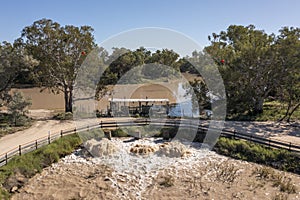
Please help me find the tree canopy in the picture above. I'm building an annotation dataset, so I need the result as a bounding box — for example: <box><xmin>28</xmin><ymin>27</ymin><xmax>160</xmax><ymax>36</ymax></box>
<box><xmin>20</xmin><ymin>18</ymin><xmax>96</xmax><ymax>112</ymax></box>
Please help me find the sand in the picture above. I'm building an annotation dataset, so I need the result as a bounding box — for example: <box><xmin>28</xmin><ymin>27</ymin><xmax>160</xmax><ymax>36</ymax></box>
<box><xmin>11</xmin><ymin>137</ymin><xmax>300</xmax><ymax>200</ymax></box>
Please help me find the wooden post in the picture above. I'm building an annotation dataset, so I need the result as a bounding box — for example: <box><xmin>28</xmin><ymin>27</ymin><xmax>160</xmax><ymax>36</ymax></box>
<box><xmin>60</xmin><ymin>130</ymin><xmax>63</xmax><ymax>137</ymax></box>
<box><xmin>19</xmin><ymin>145</ymin><xmax>22</xmax><ymax>156</ymax></box>
<box><xmin>289</xmin><ymin>142</ymin><xmax>292</xmax><ymax>151</ymax></box>
<box><xmin>87</xmin><ymin>125</ymin><xmax>89</xmax><ymax>131</ymax></box>
<box><xmin>35</xmin><ymin>140</ymin><xmax>38</xmax><ymax>149</ymax></box>
<box><xmin>48</xmin><ymin>131</ymin><xmax>51</xmax><ymax>144</ymax></box>
<box><xmin>74</xmin><ymin>128</ymin><xmax>77</xmax><ymax>133</ymax></box>
<box><xmin>163</xmin><ymin>131</ymin><xmax>170</xmax><ymax>140</ymax></box>
<box><xmin>5</xmin><ymin>153</ymin><xmax>8</xmax><ymax>165</ymax></box>
<box><xmin>105</xmin><ymin>131</ymin><xmax>112</xmax><ymax>140</ymax></box>
<box><xmin>134</xmin><ymin>131</ymin><xmax>141</xmax><ymax>139</ymax></box>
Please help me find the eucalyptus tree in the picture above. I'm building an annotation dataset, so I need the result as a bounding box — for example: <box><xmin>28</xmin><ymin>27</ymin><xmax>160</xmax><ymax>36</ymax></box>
<box><xmin>205</xmin><ymin>25</ymin><xmax>276</xmax><ymax>115</ymax></box>
<box><xmin>0</xmin><ymin>41</ymin><xmax>38</xmax><ymax>105</ymax></box>
<box><xmin>275</xmin><ymin>27</ymin><xmax>300</xmax><ymax>121</ymax></box>
<box><xmin>21</xmin><ymin>18</ymin><xmax>96</xmax><ymax>112</ymax></box>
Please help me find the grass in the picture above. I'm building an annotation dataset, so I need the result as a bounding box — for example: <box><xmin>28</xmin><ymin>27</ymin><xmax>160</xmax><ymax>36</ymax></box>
<box><xmin>227</xmin><ymin>100</ymin><xmax>300</xmax><ymax>121</ymax></box>
<box><xmin>214</xmin><ymin>137</ymin><xmax>300</xmax><ymax>174</ymax></box>
<box><xmin>255</xmin><ymin>166</ymin><xmax>297</xmax><ymax>194</ymax></box>
<box><xmin>0</xmin><ymin>113</ymin><xmax>33</xmax><ymax>138</ymax></box>
<box><xmin>0</xmin><ymin>134</ymin><xmax>81</xmax><ymax>199</ymax></box>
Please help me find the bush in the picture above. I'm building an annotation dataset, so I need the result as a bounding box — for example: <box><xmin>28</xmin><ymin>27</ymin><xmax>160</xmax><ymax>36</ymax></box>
<box><xmin>214</xmin><ymin>137</ymin><xmax>300</xmax><ymax>174</ymax></box>
<box><xmin>0</xmin><ymin>134</ymin><xmax>81</xmax><ymax>196</ymax></box>
<box><xmin>111</xmin><ymin>129</ymin><xmax>128</xmax><ymax>137</ymax></box>
<box><xmin>53</xmin><ymin>112</ymin><xmax>73</xmax><ymax>120</ymax></box>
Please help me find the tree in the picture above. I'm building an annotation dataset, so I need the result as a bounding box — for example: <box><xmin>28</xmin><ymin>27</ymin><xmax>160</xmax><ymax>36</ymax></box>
<box><xmin>205</xmin><ymin>25</ymin><xmax>276</xmax><ymax>115</ymax></box>
<box><xmin>20</xmin><ymin>18</ymin><xmax>96</xmax><ymax>112</ymax></box>
<box><xmin>7</xmin><ymin>91</ymin><xmax>32</xmax><ymax>126</ymax></box>
<box><xmin>275</xmin><ymin>27</ymin><xmax>300</xmax><ymax>122</ymax></box>
<box><xmin>0</xmin><ymin>41</ymin><xmax>38</xmax><ymax>105</ymax></box>
<box><xmin>184</xmin><ymin>79</ymin><xmax>210</xmax><ymax>112</ymax></box>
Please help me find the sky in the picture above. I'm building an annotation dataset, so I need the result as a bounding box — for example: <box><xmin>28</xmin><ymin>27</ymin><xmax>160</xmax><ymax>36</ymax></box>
<box><xmin>1</xmin><ymin>0</ymin><xmax>300</xmax><ymax>49</ymax></box>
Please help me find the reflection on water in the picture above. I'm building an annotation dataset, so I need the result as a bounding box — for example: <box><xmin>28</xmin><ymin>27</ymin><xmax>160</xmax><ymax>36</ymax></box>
<box><xmin>13</xmin><ymin>81</ymin><xmax>201</xmax><ymax>118</ymax></box>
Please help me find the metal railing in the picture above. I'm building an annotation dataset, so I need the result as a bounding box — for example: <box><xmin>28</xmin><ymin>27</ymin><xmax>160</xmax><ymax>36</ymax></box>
<box><xmin>1</xmin><ymin>119</ymin><xmax>299</xmax><ymax>167</ymax></box>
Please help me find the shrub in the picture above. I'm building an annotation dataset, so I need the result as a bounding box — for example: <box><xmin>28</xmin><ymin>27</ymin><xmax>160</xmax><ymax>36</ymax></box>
<box><xmin>214</xmin><ymin>137</ymin><xmax>300</xmax><ymax>174</ymax></box>
<box><xmin>111</xmin><ymin>129</ymin><xmax>128</xmax><ymax>137</ymax></box>
<box><xmin>0</xmin><ymin>134</ymin><xmax>81</xmax><ymax>196</ymax></box>
<box><xmin>53</xmin><ymin>112</ymin><xmax>73</xmax><ymax>120</ymax></box>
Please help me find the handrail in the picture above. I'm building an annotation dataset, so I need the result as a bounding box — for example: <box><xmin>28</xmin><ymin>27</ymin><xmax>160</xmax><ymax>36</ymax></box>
<box><xmin>0</xmin><ymin>119</ymin><xmax>299</xmax><ymax>167</ymax></box>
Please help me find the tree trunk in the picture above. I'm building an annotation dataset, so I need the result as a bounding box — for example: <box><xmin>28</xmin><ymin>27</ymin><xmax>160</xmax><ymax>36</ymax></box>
<box><xmin>287</xmin><ymin>102</ymin><xmax>300</xmax><ymax>122</ymax></box>
<box><xmin>253</xmin><ymin>97</ymin><xmax>264</xmax><ymax>114</ymax></box>
<box><xmin>279</xmin><ymin>99</ymin><xmax>292</xmax><ymax>122</ymax></box>
<box><xmin>64</xmin><ymin>86</ymin><xmax>73</xmax><ymax>113</ymax></box>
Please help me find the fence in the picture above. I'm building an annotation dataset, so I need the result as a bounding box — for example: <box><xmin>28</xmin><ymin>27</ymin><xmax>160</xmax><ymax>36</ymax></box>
<box><xmin>1</xmin><ymin>118</ymin><xmax>300</xmax><ymax>167</ymax></box>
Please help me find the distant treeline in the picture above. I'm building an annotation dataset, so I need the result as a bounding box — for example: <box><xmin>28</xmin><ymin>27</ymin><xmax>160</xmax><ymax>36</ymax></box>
<box><xmin>0</xmin><ymin>19</ymin><xmax>299</xmax><ymax>120</ymax></box>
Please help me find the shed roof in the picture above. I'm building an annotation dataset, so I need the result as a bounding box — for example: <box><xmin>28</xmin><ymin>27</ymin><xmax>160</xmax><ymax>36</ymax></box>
<box><xmin>108</xmin><ymin>98</ymin><xmax>169</xmax><ymax>103</ymax></box>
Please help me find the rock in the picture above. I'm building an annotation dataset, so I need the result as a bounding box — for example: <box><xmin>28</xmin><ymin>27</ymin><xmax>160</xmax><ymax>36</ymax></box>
<box><xmin>11</xmin><ymin>186</ymin><xmax>18</xmax><ymax>192</ymax></box>
<box><xmin>129</xmin><ymin>144</ymin><xmax>158</xmax><ymax>155</ymax></box>
<box><xmin>84</xmin><ymin>138</ymin><xmax>119</xmax><ymax>157</ymax></box>
<box><xmin>156</xmin><ymin>142</ymin><xmax>191</xmax><ymax>158</ymax></box>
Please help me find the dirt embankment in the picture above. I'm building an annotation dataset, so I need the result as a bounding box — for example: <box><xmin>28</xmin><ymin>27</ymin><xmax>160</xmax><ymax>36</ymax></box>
<box><xmin>11</xmin><ymin>138</ymin><xmax>300</xmax><ymax>200</ymax></box>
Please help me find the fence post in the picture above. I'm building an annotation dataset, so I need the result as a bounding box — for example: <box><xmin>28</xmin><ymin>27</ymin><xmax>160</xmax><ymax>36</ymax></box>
<box><xmin>19</xmin><ymin>145</ymin><xmax>21</xmax><ymax>156</ymax></box>
<box><xmin>289</xmin><ymin>142</ymin><xmax>292</xmax><ymax>151</ymax></box>
<box><xmin>35</xmin><ymin>140</ymin><xmax>38</xmax><ymax>149</ymax></box>
<box><xmin>74</xmin><ymin>128</ymin><xmax>77</xmax><ymax>133</ymax></box>
<box><xmin>87</xmin><ymin>125</ymin><xmax>89</xmax><ymax>131</ymax></box>
<box><xmin>48</xmin><ymin>131</ymin><xmax>51</xmax><ymax>144</ymax></box>
<box><xmin>268</xmin><ymin>139</ymin><xmax>271</xmax><ymax>148</ymax></box>
<box><xmin>60</xmin><ymin>130</ymin><xmax>63</xmax><ymax>137</ymax></box>
<box><xmin>5</xmin><ymin>153</ymin><xmax>8</xmax><ymax>165</ymax></box>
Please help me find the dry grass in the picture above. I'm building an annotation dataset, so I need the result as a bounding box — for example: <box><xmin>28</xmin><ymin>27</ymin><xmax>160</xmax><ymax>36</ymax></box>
<box><xmin>255</xmin><ymin>166</ymin><xmax>297</xmax><ymax>194</ymax></box>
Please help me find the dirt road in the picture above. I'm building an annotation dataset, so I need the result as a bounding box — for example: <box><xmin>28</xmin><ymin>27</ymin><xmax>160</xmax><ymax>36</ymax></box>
<box><xmin>0</xmin><ymin>110</ymin><xmax>299</xmax><ymax>157</ymax></box>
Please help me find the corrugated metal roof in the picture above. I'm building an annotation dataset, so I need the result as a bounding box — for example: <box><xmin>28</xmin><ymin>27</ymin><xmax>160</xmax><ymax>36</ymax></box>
<box><xmin>108</xmin><ymin>98</ymin><xmax>169</xmax><ymax>102</ymax></box>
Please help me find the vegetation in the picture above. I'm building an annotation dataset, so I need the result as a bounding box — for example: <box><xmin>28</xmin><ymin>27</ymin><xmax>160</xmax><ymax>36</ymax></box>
<box><xmin>255</xmin><ymin>166</ymin><xmax>297</xmax><ymax>194</ymax></box>
<box><xmin>0</xmin><ymin>134</ymin><xmax>81</xmax><ymax>198</ymax></box>
<box><xmin>20</xmin><ymin>18</ymin><xmax>96</xmax><ymax>112</ymax></box>
<box><xmin>52</xmin><ymin>112</ymin><xmax>73</xmax><ymax>120</ymax></box>
<box><xmin>1</xmin><ymin>19</ymin><xmax>299</xmax><ymax>121</ymax></box>
<box><xmin>203</xmin><ymin>25</ymin><xmax>300</xmax><ymax>121</ymax></box>
<box><xmin>214</xmin><ymin>137</ymin><xmax>300</xmax><ymax>174</ymax></box>
<box><xmin>7</xmin><ymin>91</ymin><xmax>31</xmax><ymax>126</ymax></box>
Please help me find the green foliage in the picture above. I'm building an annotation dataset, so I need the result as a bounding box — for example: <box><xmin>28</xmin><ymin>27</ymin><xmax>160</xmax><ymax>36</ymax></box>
<box><xmin>0</xmin><ymin>187</ymin><xmax>10</xmax><ymax>200</ymax></box>
<box><xmin>21</xmin><ymin>18</ymin><xmax>96</xmax><ymax>112</ymax></box>
<box><xmin>7</xmin><ymin>91</ymin><xmax>31</xmax><ymax>126</ymax></box>
<box><xmin>111</xmin><ymin>128</ymin><xmax>128</xmax><ymax>137</ymax></box>
<box><xmin>226</xmin><ymin>100</ymin><xmax>300</xmax><ymax>121</ymax></box>
<box><xmin>214</xmin><ymin>137</ymin><xmax>300</xmax><ymax>174</ymax></box>
<box><xmin>0</xmin><ymin>41</ymin><xmax>38</xmax><ymax>104</ymax></box>
<box><xmin>79</xmin><ymin>129</ymin><xmax>105</xmax><ymax>141</ymax></box>
<box><xmin>0</xmin><ymin>134</ymin><xmax>81</xmax><ymax>196</ymax></box>
<box><xmin>204</xmin><ymin>25</ymin><xmax>300</xmax><ymax>119</ymax></box>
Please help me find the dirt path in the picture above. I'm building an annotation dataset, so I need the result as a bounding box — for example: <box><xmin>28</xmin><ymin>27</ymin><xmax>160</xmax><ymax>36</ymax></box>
<box><xmin>0</xmin><ymin>120</ymin><xmax>76</xmax><ymax>156</ymax></box>
<box><xmin>1</xmin><ymin>110</ymin><xmax>299</xmax><ymax>157</ymax></box>
<box><xmin>0</xmin><ymin>110</ymin><xmax>130</xmax><ymax>156</ymax></box>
